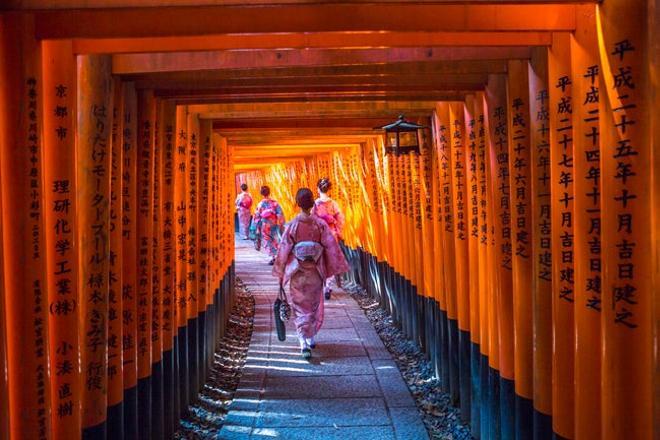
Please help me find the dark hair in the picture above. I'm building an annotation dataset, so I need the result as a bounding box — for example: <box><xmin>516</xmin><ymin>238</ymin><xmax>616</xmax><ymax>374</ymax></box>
<box><xmin>296</xmin><ymin>188</ymin><xmax>315</xmax><ymax>210</ymax></box>
<box><xmin>240</xmin><ymin>183</ymin><xmax>248</xmax><ymax>191</ymax></box>
<box><xmin>260</xmin><ymin>185</ymin><xmax>271</xmax><ymax>197</ymax></box>
<box><xmin>317</xmin><ymin>177</ymin><xmax>331</xmax><ymax>193</ymax></box>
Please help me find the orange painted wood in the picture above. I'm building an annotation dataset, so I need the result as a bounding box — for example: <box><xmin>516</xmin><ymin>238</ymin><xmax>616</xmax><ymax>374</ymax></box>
<box><xmin>485</xmin><ymin>74</ymin><xmax>514</xmax><ymax>380</ymax></box>
<box><xmin>186</xmin><ymin>113</ymin><xmax>200</xmax><ymax>320</ymax></box>
<box><xmin>198</xmin><ymin>119</ymin><xmax>212</xmax><ymax>313</ymax></box>
<box><xmin>151</xmin><ymin>97</ymin><xmax>162</xmax><ymax>364</ymax></box>
<box><xmin>159</xmin><ymin>101</ymin><xmax>176</xmax><ymax>351</ymax></box>
<box><xmin>77</xmin><ymin>53</ymin><xmax>113</xmax><ymax>429</ymax></box>
<box><xmin>528</xmin><ymin>46</ymin><xmax>553</xmax><ymax>418</ymax></box>
<box><xmin>174</xmin><ymin>106</ymin><xmax>188</xmax><ymax>328</ymax></box>
<box><xmin>473</xmin><ymin>93</ymin><xmax>490</xmax><ymax>357</ymax></box>
<box><xmin>449</xmin><ymin>102</ymin><xmax>470</xmax><ymax>333</ymax></box>
<box><xmin>548</xmin><ymin>32</ymin><xmax>575</xmax><ymax>438</ymax></box>
<box><xmin>42</xmin><ymin>39</ymin><xmax>82</xmax><ymax>439</ymax></box>
<box><xmin>506</xmin><ymin>59</ymin><xmax>534</xmax><ymax>400</ymax></box>
<box><xmin>431</xmin><ymin>110</ymin><xmax>448</xmax><ymax>311</ymax></box>
<box><xmin>571</xmin><ymin>6</ymin><xmax>602</xmax><ymax>438</ymax></box>
<box><xmin>419</xmin><ymin>125</ymin><xmax>435</xmax><ymax>301</ymax></box>
<box><xmin>597</xmin><ymin>0</ymin><xmax>653</xmax><ymax>437</ymax></box>
<box><xmin>121</xmin><ymin>81</ymin><xmax>139</xmax><ymax>391</ymax></box>
<box><xmin>0</xmin><ymin>205</ymin><xmax>7</xmax><ymax>440</ymax></box>
<box><xmin>108</xmin><ymin>77</ymin><xmax>124</xmax><ymax>408</ymax></box>
<box><xmin>0</xmin><ymin>13</ymin><xmax>51</xmax><ymax>439</ymax></box>
<box><xmin>463</xmin><ymin>95</ymin><xmax>480</xmax><ymax>344</ymax></box>
<box><xmin>34</xmin><ymin>4</ymin><xmax>577</xmax><ymax>39</ymax></box>
<box><xmin>136</xmin><ymin>89</ymin><xmax>155</xmax><ymax>379</ymax></box>
<box><xmin>72</xmin><ymin>31</ymin><xmax>553</xmax><ymax>55</ymax></box>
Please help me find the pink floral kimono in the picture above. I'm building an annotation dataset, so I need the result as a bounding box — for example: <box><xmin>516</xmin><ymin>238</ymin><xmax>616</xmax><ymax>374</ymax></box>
<box><xmin>272</xmin><ymin>213</ymin><xmax>349</xmax><ymax>338</ymax></box>
<box><xmin>254</xmin><ymin>198</ymin><xmax>285</xmax><ymax>257</ymax></box>
<box><xmin>235</xmin><ymin>191</ymin><xmax>253</xmax><ymax>239</ymax></box>
<box><xmin>312</xmin><ymin>197</ymin><xmax>346</xmax><ymax>293</ymax></box>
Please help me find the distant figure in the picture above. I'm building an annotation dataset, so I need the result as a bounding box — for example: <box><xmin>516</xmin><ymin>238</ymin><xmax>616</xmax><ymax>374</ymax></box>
<box><xmin>235</xmin><ymin>183</ymin><xmax>253</xmax><ymax>240</ymax></box>
<box><xmin>273</xmin><ymin>188</ymin><xmax>349</xmax><ymax>359</ymax></box>
<box><xmin>312</xmin><ymin>177</ymin><xmax>345</xmax><ymax>299</ymax></box>
<box><xmin>253</xmin><ymin>185</ymin><xmax>285</xmax><ymax>265</ymax></box>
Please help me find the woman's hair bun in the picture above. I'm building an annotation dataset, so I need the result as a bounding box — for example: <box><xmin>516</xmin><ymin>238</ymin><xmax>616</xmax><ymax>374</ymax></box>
<box><xmin>317</xmin><ymin>177</ymin><xmax>331</xmax><ymax>193</ymax></box>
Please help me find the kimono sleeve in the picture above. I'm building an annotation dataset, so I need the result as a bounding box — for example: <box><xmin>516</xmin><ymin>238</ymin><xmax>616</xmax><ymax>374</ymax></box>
<box><xmin>275</xmin><ymin>203</ymin><xmax>286</xmax><ymax>226</ymax></box>
<box><xmin>320</xmin><ymin>221</ymin><xmax>350</xmax><ymax>277</ymax></box>
<box><xmin>332</xmin><ymin>200</ymin><xmax>345</xmax><ymax>237</ymax></box>
<box><xmin>272</xmin><ymin>222</ymin><xmax>294</xmax><ymax>278</ymax></box>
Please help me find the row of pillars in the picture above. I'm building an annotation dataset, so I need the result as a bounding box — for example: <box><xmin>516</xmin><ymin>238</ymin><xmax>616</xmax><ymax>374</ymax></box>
<box><xmin>0</xmin><ymin>15</ymin><xmax>237</xmax><ymax>440</ymax></box>
<box><xmin>236</xmin><ymin>3</ymin><xmax>655</xmax><ymax>439</ymax></box>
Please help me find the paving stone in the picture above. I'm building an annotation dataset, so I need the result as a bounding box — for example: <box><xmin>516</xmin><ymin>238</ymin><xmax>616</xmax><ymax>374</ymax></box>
<box><xmin>262</xmin><ymin>374</ymin><xmax>381</xmax><ymax>399</ymax></box>
<box><xmin>251</xmin><ymin>426</ymin><xmax>396</xmax><ymax>439</ymax></box>
<box><xmin>263</xmin><ymin>355</ymin><xmax>375</xmax><ymax>377</ymax></box>
<box><xmin>390</xmin><ymin>406</ymin><xmax>430</xmax><ymax>440</ymax></box>
<box><xmin>218</xmin><ymin>425</ymin><xmax>252</xmax><ymax>439</ymax></box>
<box><xmin>375</xmin><ymin>370</ymin><xmax>416</xmax><ymax>408</ymax></box>
<box><xmin>255</xmin><ymin>397</ymin><xmax>390</xmax><ymax>427</ymax></box>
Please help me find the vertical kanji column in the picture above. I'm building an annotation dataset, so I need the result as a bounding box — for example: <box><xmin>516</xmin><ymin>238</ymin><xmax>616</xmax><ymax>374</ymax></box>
<box><xmin>108</xmin><ymin>78</ymin><xmax>124</xmax><ymax>439</ymax></box>
<box><xmin>77</xmin><ymin>54</ymin><xmax>113</xmax><ymax>438</ymax></box>
<box><xmin>198</xmin><ymin>119</ymin><xmax>211</xmax><ymax>386</ymax></box>
<box><xmin>186</xmin><ymin>112</ymin><xmax>200</xmax><ymax>401</ymax></box>
<box><xmin>136</xmin><ymin>89</ymin><xmax>155</xmax><ymax>439</ymax></box>
<box><xmin>506</xmin><ymin>59</ymin><xmax>534</xmax><ymax>439</ymax></box>
<box><xmin>528</xmin><ymin>46</ymin><xmax>553</xmax><ymax>439</ymax></box>
<box><xmin>571</xmin><ymin>6</ymin><xmax>602</xmax><ymax>439</ymax></box>
<box><xmin>0</xmin><ymin>14</ymin><xmax>50</xmax><ymax>440</ymax></box>
<box><xmin>548</xmin><ymin>32</ymin><xmax>575</xmax><ymax>439</ymax></box>
<box><xmin>42</xmin><ymin>39</ymin><xmax>80</xmax><ymax>440</ymax></box>
<box><xmin>120</xmin><ymin>81</ymin><xmax>139</xmax><ymax>440</ymax></box>
<box><xmin>598</xmin><ymin>0</ymin><xmax>653</xmax><ymax>437</ymax></box>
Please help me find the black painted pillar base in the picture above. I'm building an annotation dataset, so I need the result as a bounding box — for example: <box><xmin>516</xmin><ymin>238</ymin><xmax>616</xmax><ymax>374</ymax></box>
<box><xmin>458</xmin><ymin>329</ymin><xmax>471</xmax><ymax>423</ymax></box>
<box><xmin>137</xmin><ymin>375</ymin><xmax>152</xmax><ymax>440</ymax></box>
<box><xmin>151</xmin><ymin>360</ymin><xmax>164</xmax><ymax>439</ymax></box>
<box><xmin>470</xmin><ymin>343</ymin><xmax>481</xmax><ymax>438</ymax></box>
<box><xmin>500</xmin><ymin>376</ymin><xmax>515</xmax><ymax>440</ymax></box>
<box><xmin>107</xmin><ymin>401</ymin><xmax>124</xmax><ymax>440</ymax></box>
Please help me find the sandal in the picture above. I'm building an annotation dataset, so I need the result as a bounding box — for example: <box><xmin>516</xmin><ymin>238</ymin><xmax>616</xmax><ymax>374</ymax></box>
<box><xmin>301</xmin><ymin>348</ymin><xmax>312</xmax><ymax>360</ymax></box>
<box><xmin>324</xmin><ymin>289</ymin><xmax>331</xmax><ymax>300</ymax></box>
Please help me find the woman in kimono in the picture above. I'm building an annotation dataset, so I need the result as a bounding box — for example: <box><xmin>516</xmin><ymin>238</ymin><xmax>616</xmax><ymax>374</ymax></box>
<box><xmin>312</xmin><ymin>178</ymin><xmax>345</xmax><ymax>299</ymax></box>
<box><xmin>235</xmin><ymin>183</ymin><xmax>253</xmax><ymax>240</ymax></box>
<box><xmin>253</xmin><ymin>185</ymin><xmax>285</xmax><ymax>265</ymax></box>
<box><xmin>273</xmin><ymin>188</ymin><xmax>349</xmax><ymax>359</ymax></box>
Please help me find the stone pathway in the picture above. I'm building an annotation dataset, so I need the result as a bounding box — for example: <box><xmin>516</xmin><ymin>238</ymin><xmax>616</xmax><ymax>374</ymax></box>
<box><xmin>219</xmin><ymin>239</ymin><xmax>429</xmax><ymax>439</ymax></box>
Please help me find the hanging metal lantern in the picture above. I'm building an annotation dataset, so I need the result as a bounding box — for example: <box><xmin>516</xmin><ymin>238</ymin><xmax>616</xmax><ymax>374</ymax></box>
<box><xmin>379</xmin><ymin>115</ymin><xmax>425</xmax><ymax>155</ymax></box>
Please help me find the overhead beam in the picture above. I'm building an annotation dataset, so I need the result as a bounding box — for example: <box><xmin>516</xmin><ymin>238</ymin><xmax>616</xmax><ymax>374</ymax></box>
<box><xmin>122</xmin><ymin>60</ymin><xmax>509</xmax><ymax>81</ymax></box>
<box><xmin>213</xmin><ymin>117</ymin><xmax>398</xmax><ymax>130</ymax></box>
<box><xmin>113</xmin><ymin>47</ymin><xmax>532</xmax><ymax>74</ymax></box>
<box><xmin>35</xmin><ymin>4</ymin><xmax>576</xmax><ymax>39</ymax></box>
<box><xmin>72</xmin><ymin>31</ymin><xmax>552</xmax><ymax>54</ymax></box>
<box><xmin>189</xmin><ymin>100</ymin><xmax>438</xmax><ymax>119</ymax></box>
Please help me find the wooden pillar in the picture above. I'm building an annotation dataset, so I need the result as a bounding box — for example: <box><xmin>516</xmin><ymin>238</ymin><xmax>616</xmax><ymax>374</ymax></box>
<box><xmin>528</xmin><ymin>46</ymin><xmax>553</xmax><ymax>439</ymax></box>
<box><xmin>474</xmin><ymin>92</ymin><xmax>492</xmax><ymax>440</ymax></box>
<box><xmin>136</xmin><ymin>89</ymin><xmax>154</xmax><ymax>439</ymax></box>
<box><xmin>463</xmin><ymin>95</ymin><xmax>481</xmax><ymax>436</ymax></box>
<box><xmin>186</xmin><ymin>113</ymin><xmax>200</xmax><ymax>402</ymax></box>
<box><xmin>174</xmin><ymin>105</ymin><xmax>189</xmax><ymax>415</ymax></box>
<box><xmin>597</xmin><ymin>0</ymin><xmax>653</xmax><ymax>437</ymax></box>
<box><xmin>198</xmin><ymin>119</ymin><xmax>211</xmax><ymax>386</ymax></box>
<box><xmin>431</xmin><ymin>109</ymin><xmax>449</xmax><ymax>391</ymax></box>
<box><xmin>158</xmin><ymin>100</ymin><xmax>177</xmax><ymax>439</ymax></box>
<box><xmin>42</xmin><ymin>39</ymin><xmax>81</xmax><ymax>440</ymax></box>
<box><xmin>77</xmin><ymin>53</ymin><xmax>113</xmax><ymax>438</ymax></box>
<box><xmin>150</xmin><ymin>97</ymin><xmax>164</xmax><ymax>440</ymax></box>
<box><xmin>0</xmin><ymin>14</ymin><xmax>51</xmax><ymax>440</ymax></box>
<box><xmin>107</xmin><ymin>78</ymin><xmax>124</xmax><ymax>439</ymax></box>
<box><xmin>571</xmin><ymin>6</ymin><xmax>602</xmax><ymax>439</ymax></box>
<box><xmin>120</xmin><ymin>81</ymin><xmax>138</xmax><ymax>440</ymax></box>
<box><xmin>506</xmin><ymin>59</ymin><xmax>534</xmax><ymax>439</ymax></box>
<box><xmin>449</xmin><ymin>101</ymin><xmax>471</xmax><ymax>421</ymax></box>
<box><xmin>436</xmin><ymin>102</ymin><xmax>459</xmax><ymax>404</ymax></box>
<box><xmin>548</xmin><ymin>32</ymin><xmax>575</xmax><ymax>439</ymax></box>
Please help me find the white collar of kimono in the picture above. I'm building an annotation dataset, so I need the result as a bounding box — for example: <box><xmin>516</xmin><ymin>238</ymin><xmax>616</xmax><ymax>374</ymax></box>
<box><xmin>319</xmin><ymin>193</ymin><xmax>330</xmax><ymax>201</ymax></box>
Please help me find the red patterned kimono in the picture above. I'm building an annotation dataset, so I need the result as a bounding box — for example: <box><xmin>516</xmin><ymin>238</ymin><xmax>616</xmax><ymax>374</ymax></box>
<box><xmin>272</xmin><ymin>213</ymin><xmax>349</xmax><ymax>338</ymax></box>
<box><xmin>235</xmin><ymin>191</ymin><xmax>253</xmax><ymax>239</ymax></box>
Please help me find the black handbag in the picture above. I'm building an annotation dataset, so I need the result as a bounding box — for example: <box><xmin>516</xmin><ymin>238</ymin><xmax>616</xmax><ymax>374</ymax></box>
<box><xmin>273</xmin><ymin>282</ymin><xmax>291</xmax><ymax>342</ymax></box>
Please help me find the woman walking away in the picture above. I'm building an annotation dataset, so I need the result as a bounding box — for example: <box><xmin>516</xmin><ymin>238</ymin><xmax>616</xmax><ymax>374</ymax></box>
<box><xmin>235</xmin><ymin>183</ymin><xmax>253</xmax><ymax>240</ymax></box>
<box><xmin>254</xmin><ymin>185</ymin><xmax>285</xmax><ymax>265</ymax></box>
<box><xmin>312</xmin><ymin>177</ymin><xmax>345</xmax><ymax>299</ymax></box>
<box><xmin>273</xmin><ymin>188</ymin><xmax>349</xmax><ymax>359</ymax></box>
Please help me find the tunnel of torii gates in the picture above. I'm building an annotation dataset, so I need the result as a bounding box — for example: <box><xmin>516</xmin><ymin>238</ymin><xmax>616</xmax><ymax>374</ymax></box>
<box><xmin>0</xmin><ymin>1</ymin><xmax>657</xmax><ymax>440</ymax></box>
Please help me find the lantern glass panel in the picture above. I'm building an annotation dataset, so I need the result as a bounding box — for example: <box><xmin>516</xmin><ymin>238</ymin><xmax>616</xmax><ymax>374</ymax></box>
<box><xmin>398</xmin><ymin>131</ymin><xmax>418</xmax><ymax>148</ymax></box>
<box><xmin>386</xmin><ymin>131</ymin><xmax>398</xmax><ymax>148</ymax></box>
